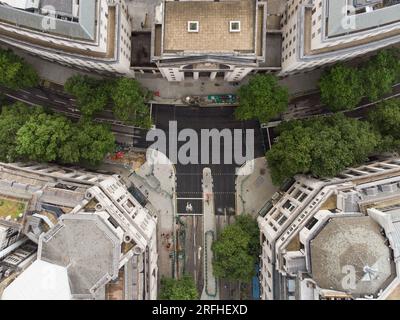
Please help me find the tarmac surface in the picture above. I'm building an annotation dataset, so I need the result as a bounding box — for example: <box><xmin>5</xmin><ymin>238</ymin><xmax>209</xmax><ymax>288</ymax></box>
<box><xmin>149</xmin><ymin>104</ymin><xmax>266</xmax><ymax>216</ymax></box>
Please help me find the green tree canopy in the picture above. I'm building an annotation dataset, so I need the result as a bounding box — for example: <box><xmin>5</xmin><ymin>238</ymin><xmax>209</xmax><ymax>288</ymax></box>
<box><xmin>159</xmin><ymin>275</ymin><xmax>199</xmax><ymax>300</ymax></box>
<box><xmin>212</xmin><ymin>215</ymin><xmax>260</xmax><ymax>283</ymax></box>
<box><xmin>0</xmin><ymin>103</ymin><xmax>43</xmax><ymax>162</ymax></box>
<box><xmin>0</xmin><ymin>49</ymin><xmax>39</xmax><ymax>89</ymax></box>
<box><xmin>368</xmin><ymin>98</ymin><xmax>400</xmax><ymax>151</ymax></box>
<box><xmin>64</xmin><ymin>75</ymin><xmax>111</xmax><ymax>118</ymax></box>
<box><xmin>234</xmin><ymin>215</ymin><xmax>260</xmax><ymax>258</ymax></box>
<box><xmin>319</xmin><ymin>64</ymin><xmax>364</xmax><ymax>111</ymax></box>
<box><xmin>235</xmin><ymin>74</ymin><xmax>289</xmax><ymax>123</ymax></box>
<box><xmin>0</xmin><ymin>103</ymin><xmax>115</xmax><ymax>165</ymax></box>
<box><xmin>75</xmin><ymin>120</ymin><xmax>115</xmax><ymax>165</ymax></box>
<box><xmin>362</xmin><ymin>49</ymin><xmax>400</xmax><ymax>102</ymax></box>
<box><xmin>111</xmin><ymin>78</ymin><xmax>152</xmax><ymax>128</ymax></box>
<box><xmin>267</xmin><ymin>114</ymin><xmax>380</xmax><ymax>185</ymax></box>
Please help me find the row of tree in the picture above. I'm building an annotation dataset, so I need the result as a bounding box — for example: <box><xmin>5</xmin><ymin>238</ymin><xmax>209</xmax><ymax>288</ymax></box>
<box><xmin>65</xmin><ymin>75</ymin><xmax>152</xmax><ymax>128</ymax></box>
<box><xmin>0</xmin><ymin>48</ymin><xmax>39</xmax><ymax>89</ymax></box>
<box><xmin>319</xmin><ymin>49</ymin><xmax>400</xmax><ymax>111</ymax></box>
<box><xmin>267</xmin><ymin>99</ymin><xmax>400</xmax><ymax>185</ymax></box>
<box><xmin>0</xmin><ymin>103</ymin><xmax>115</xmax><ymax>165</ymax></box>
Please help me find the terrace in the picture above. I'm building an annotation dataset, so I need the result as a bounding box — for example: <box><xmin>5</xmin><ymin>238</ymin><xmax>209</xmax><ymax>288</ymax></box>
<box><xmin>0</xmin><ymin>196</ymin><xmax>27</xmax><ymax>222</ymax></box>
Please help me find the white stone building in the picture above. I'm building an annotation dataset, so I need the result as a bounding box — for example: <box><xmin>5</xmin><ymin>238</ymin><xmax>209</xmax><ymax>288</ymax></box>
<box><xmin>0</xmin><ymin>0</ymin><xmax>132</xmax><ymax>75</ymax></box>
<box><xmin>258</xmin><ymin>158</ymin><xmax>400</xmax><ymax>300</ymax></box>
<box><xmin>148</xmin><ymin>0</ymin><xmax>282</xmax><ymax>82</ymax></box>
<box><xmin>280</xmin><ymin>0</ymin><xmax>400</xmax><ymax>75</ymax></box>
<box><xmin>0</xmin><ymin>162</ymin><xmax>158</xmax><ymax>300</ymax></box>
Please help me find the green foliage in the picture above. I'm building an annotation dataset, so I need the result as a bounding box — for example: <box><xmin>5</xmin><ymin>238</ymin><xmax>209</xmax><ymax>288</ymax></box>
<box><xmin>64</xmin><ymin>75</ymin><xmax>111</xmax><ymax>118</ymax></box>
<box><xmin>65</xmin><ymin>75</ymin><xmax>152</xmax><ymax>128</ymax></box>
<box><xmin>368</xmin><ymin>98</ymin><xmax>400</xmax><ymax>152</ymax></box>
<box><xmin>319</xmin><ymin>64</ymin><xmax>364</xmax><ymax>111</ymax></box>
<box><xmin>0</xmin><ymin>102</ymin><xmax>114</xmax><ymax>165</ymax></box>
<box><xmin>0</xmin><ymin>49</ymin><xmax>39</xmax><ymax>89</ymax></box>
<box><xmin>212</xmin><ymin>215</ymin><xmax>259</xmax><ymax>283</ymax></box>
<box><xmin>0</xmin><ymin>103</ymin><xmax>43</xmax><ymax>162</ymax></box>
<box><xmin>111</xmin><ymin>78</ymin><xmax>152</xmax><ymax>128</ymax></box>
<box><xmin>267</xmin><ymin>114</ymin><xmax>380</xmax><ymax>185</ymax></box>
<box><xmin>361</xmin><ymin>49</ymin><xmax>400</xmax><ymax>102</ymax></box>
<box><xmin>16</xmin><ymin>113</ymin><xmax>77</xmax><ymax>162</ymax></box>
<box><xmin>234</xmin><ymin>215</ymin><xmax>260</xmax><ymax>257</ymax></box>
<box><xmin>75</xmin><ymin>120</ymin><xmax>116</xmax><ymax>165</ymax></box>
<box><xmin>235</xmin><ymin>74</ymin><xmax>289</xmax><ymax>123</ymax></box>
<box><xmin>159</xmin><ymin>275</ymin><xmax>199</xmax><ymax>300</ymax></box>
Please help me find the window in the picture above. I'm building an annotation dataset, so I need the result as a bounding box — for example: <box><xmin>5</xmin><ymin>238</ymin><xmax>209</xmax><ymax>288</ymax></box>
<box><xmin>230</xmin><ymin>21</ymin><xmax>241</xmax><ymax>32</ymax></box>
<box><xmin>188</xmin><ymin>21</ymin><xmax>199</xmax><ymax>32</ymax></box>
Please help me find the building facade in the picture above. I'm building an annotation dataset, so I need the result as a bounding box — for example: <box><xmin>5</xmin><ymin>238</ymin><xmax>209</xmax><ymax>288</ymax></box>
<box><xmin>0</xmin><ymin>162</ymin><xmax>158</xmax><ymax>300</ymax></box>
<box><xmin>280</xmin><ymin>0</ymin><xmax>400</xmax><ymax>75</ymax></box>
<box><xmin>0</xmin><ymin>0</ymin><xmax>132</xmax><ymax>75</ymax></box>
<box><xmin>258</xmin><ymin>158</ymin><xmax>400</xmax><ymax>300</ymax></box>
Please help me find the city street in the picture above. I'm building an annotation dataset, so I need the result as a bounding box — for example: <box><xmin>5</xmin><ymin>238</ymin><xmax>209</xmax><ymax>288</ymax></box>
<box><xmin>151</xmin><ymin>104</ymin><xmax>266</xmax><ymax>217</ymax></box>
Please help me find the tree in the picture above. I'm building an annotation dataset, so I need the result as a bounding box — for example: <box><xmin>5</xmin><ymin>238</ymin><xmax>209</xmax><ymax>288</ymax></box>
<box><xmin>0</xmin><ymin>49</ymin><xmax>39</xmax><ymax>89</ymax></box>
<box><xmin>266</xmin><ymin>114</ymin><xmax>380</xmax><ymax>185</ymax></box>
<box><xmin>16</xmin><ymin>113</ymin><xmax>77</xmax><ymax>162</ymax></box>
<box><xmin>362</xmin><ymin>49</ymin><xmax>400</xmax><ymax>102</ymax></box>
<box><xmin>75</xmin><ymin>120</ymin><xmax>115</xmax><ymax>165</ymax></box>
<box><xmin>368</xmin><ymin>98</ymin><xmax>400</xmax><ymax>151</ymax></box>
<box><xmin>0</xmin><ymin>103</ymin><xmax>43</xmax><ymax>162</ymax></box>
<box><xmin>159</xmin><ymin>275</ymin><xmax>199</xmax><ymax>300</ymax></box>
<box><xmin>64</xmin><ymin>75</ymin><xmax>111</xmax><ymax>118</ymax></box>
<box><xmin>212</xmin><ymin>223</ymin><xmax>256</xmax><ymax>282</ymax></box>
<box><xmin>234</xmin><ymin>215</ymin><xmax>260</xmax><ymax>257</ymax></box>
<box><xmin>111</xmin><ymin>78</ymin><xmax>152</xmax><ymax>128</ymax></box>
<box><xmin>235</xmin><ymin>74</ymin><xmax>289</xmax><ymax>123</ymax></box>
<box><xmin>319</xmin><ymin>64</ymin><xmax>364</xmax><ymax>111</ymax></box>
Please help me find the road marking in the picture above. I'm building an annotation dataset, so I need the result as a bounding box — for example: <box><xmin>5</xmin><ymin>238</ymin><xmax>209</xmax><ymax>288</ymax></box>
<box><xmin>36</xmin><ymin>95</ymin><xmax>48</xmax><ymax>100</ymax></box>
<box><xmin>55</xmin><ymin>100</ymin><xmax>67</xmax><ymax>104</ymax></box>
<box><xmin>5</xmin><ymin>94</ymin><xmax>33</xmax><ymax>105</ymax></box>
<box><xmin>19</xmin><ymin>89</ymin><xmax>30</xmax><ymax>94</ymax></box>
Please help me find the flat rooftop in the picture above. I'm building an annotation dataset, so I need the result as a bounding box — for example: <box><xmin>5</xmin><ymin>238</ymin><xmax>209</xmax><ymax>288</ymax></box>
<box><xmin>327</xmin><ymin>0</ymin><xmax>400</xmax><ymax>37</ymax></box>
<box><xmin>40</xmin><ymin>214</ymin><xmax>120</xmax><ymax>297</ymax></box>
<box><xmin>163</xmin><ymin>0</ymin><xmax>256</xmax><ymax>54</ymax></box>
<box><xmin>40</xmin><ymin>0</ymin><xmax>74</xmax><ymax>15</ymax></box>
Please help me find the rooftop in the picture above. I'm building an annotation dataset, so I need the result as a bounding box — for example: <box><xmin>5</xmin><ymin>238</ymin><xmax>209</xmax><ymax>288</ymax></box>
<box><xmin>327</xmin><ymin>0</ymin><xmax>400</xmax><ymax>37</ymax></box>
<box><xmin>162</xmin><ymin>0</ymin><xmax>256</xmax><ymax>54</ymax></box>
<box><xmin>39</xmin><ymin>214</ymin><xmax>121</xmax><ymax>298</ymax></box>
<box><xmin>0</xmin><ymin>0</ymin><xmax>96</xmax><ymax>40</ymax></box>
<box><xmin>310</xmin><ymin>216</ymin><xmax>393</xmax><ymax>297</ymax></box>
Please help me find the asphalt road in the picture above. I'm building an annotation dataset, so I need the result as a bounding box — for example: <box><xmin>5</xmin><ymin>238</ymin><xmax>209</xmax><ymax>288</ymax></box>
<box><xmin>151</xmin><ymin>104</ymin><xmax>266</xmax><ymax>216</ymax></box>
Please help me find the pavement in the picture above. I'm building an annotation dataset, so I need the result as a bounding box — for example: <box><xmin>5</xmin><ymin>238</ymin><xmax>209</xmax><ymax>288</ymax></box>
<box><xmin>127</xmin><ymin>150</ymin><xmax>177</xmax><ymax>279</ymax></box>
<box><xmin>236</xmin><ymin>157</ymin><xmax>278</xmax><ymax>217</ymax></box>
<box><xmin>1</xmin><ymin>43</ymin><xmax>323</xmax><ymax>99</ymax></box>
<box><xmin>200</xmin><ymin>168</ymin><xmax>219</xmax><ymax>300</ymax></box>
<box><xmin>99</xmin><ymin>150</ymin><xmax>177</xmax><ymax>280</ymax></box>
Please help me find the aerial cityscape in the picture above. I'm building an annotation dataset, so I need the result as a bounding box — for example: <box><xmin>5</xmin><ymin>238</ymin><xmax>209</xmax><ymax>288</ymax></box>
<box><xmin>0</xmin><ymin>0</ymin><xmax>400</xmax><ymax>306</ymax></box>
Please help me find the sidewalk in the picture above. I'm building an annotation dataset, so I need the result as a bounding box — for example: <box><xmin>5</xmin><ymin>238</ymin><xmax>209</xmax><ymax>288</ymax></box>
<box><xmin>5</xmin><ymin>43</ymin><xmax>323</xmax><ymax>99</ymax></box>
<box><xmin>201</xmin><ymin>168</ymin><xmax>219</xmax><ymax>300</ymax></box>
<box><xmin>113</xmin><ymin>150</ymin><xmax>177</xmax><ymax>279</ymax></box>
<box><xmin>236</xmin><ymin>157</ymin><xmax>278</xmax><ymax>217</ymax></box>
